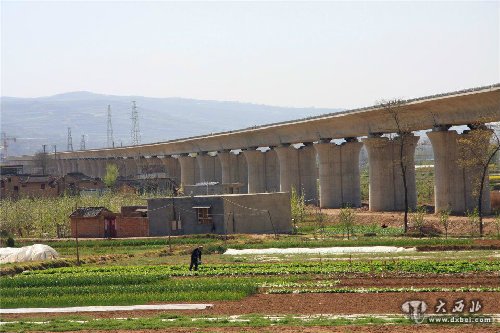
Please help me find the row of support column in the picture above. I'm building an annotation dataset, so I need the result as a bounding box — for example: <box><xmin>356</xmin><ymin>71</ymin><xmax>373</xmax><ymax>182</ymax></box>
<box><xmin>55</xmin><ymin>126</ymin><xmax>491</xmax><ymax>214</ymax></box>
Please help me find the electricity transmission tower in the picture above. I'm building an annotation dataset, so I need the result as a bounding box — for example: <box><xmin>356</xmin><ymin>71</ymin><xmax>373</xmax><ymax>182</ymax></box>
<box><xmin>107</xmin><ymin>104</ymin><xmax>114</xmax><ymax>148</ymax></box>
<box><xmin>80</xmin><ymin>135</ymin><xmax>86</xmax><ymax>150</ymax></box>
<box><xmin>130</xmin><ymin>101</ymin><xmax>141</xmax><ymax>145</ymax></box>
<box><xmin>67</xmin><ymin>127</ymin><xmax>74</xmax><ymax>151</ymax></box>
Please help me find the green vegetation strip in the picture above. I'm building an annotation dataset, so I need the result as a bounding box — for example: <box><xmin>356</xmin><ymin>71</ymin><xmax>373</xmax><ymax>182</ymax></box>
<box><xmin>0</xmin><ymin>314</ymin><xmax>412</xmax><ymax>332</ymax></box>
<box><xmin>1</xmin><ymin>260</ymin><xmax>498</xmax><ymax>308</ymax></box>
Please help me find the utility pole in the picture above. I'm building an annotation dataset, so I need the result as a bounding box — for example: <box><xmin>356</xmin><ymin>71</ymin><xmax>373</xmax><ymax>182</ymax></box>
<box><xmin>131</xmin><ymin>101</ymin><xmax>141</xmax><ymax>145</ymax></box>
<box><xmin>107</xmin><ymin>105</ymin><xmax>114</xmax><ymax>148</ymax></box>
<box><xmin>67</xmin><ymin>127</ymin><xmax>74</xmax><ymax>151</ymax></box>
<box><xmin>80</xmin><ymin>135</ymin><xmax>86</xmax><ymax>150</ymax></box>
<box><xmin>42</xmin><ymin>144</ymin><xmax>47</xmax><ymax>175</ymax></box>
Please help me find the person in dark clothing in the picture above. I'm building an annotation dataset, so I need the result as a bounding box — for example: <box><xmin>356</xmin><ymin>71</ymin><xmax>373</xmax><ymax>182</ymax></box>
<box><xmin>189</xmin><ymin>246</ymin><xmax>203</xmax><ymax>271</ymax></box>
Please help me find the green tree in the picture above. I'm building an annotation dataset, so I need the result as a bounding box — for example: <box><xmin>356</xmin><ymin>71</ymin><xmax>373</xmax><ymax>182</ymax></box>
<box><xmin>290</xmin><ymin>187</ymin><xmax>306</xmax><ymax>229</ymax></box>
<box><xmin>339</xmin><ymin>206</ymin><xmax>356</xmax><ymax>240</ymax></box>
<box><xmin>103</xmin><ymin>163</ymin><xmax>119</xmax><ymax>188</ymax></box>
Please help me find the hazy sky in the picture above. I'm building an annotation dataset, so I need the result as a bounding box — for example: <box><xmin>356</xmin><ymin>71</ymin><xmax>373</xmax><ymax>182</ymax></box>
<box><xmin>1</xmin><ymin>1</ymin><xmax>498</xmax><ymax>108</ymax></box>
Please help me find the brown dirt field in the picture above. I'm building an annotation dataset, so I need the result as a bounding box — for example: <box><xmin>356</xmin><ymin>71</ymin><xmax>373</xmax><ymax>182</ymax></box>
<box><xmin>42</xmin><ymin>326</ymin><xmax>500</xmax><ymax>333</ymax></box>
<box><xmin>3</xmin><ymin>292</ymin><xmax>499</xmax><ymax>320</ymax></box>
<box><xmin>321</xmin><ymin>208</ymin><xmax>500</xmax><ymax>237</ymax></box>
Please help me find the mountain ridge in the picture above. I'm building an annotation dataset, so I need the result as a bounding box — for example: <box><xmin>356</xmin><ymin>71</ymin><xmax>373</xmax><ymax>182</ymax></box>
<box><xmin>0</xmin><ymin>91</ymin><xmax>343</xmax><ymax>156</ymax></box>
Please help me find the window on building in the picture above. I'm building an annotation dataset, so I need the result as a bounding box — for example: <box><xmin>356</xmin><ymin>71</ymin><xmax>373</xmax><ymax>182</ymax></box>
<box><xmin>0</xmin><ymin>180</ymin><xmax>4</xmax><ymax>188</ymax></box>
<box><xmin>194</xmin><ymin>206</ymin><xmax>212</xmax><ymax>224</ymax></box>
<box><xmin>40</xmin><ymin>184</ymin><xmax>46</xmax><ymax>189</ymax></box>
<box><xmin>13</xmin><ymin>186</ymin><xmax>19</xmax><ymax>192</ymax></box>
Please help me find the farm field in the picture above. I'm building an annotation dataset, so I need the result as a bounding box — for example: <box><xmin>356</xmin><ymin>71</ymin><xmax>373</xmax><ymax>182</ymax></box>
<box><xmin>1</xmin><ymin>232</ymin><xmax>499</xmax><ymax>332</ymax></box>
<box><xmin>1</xmin><ymin>190</ymin><xmax>500</xmax><ymax>332</ymax></box>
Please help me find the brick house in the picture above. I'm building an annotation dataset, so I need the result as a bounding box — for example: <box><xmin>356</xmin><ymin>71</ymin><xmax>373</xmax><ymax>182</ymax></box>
<box><xmin>70</xmin><ymin>207</ymin><xmax>117</xmax><ymax>238</ymax></box>
<box><xmin>63</xmin><ymin>172</ymin><xmax>104</xmax><ymax>196</ymax></box>
<box><xmin>115</xmin><ymin>206</ymin><xmax>149</xmax><ymax>237</ymax></box>
<box><xmin>0</xmin><ymin>175</ymin><xmax>61</xmax><ymax>199</ymax></box>
<box><xmin>70</xmin><ymin>206</ymin><xmax>149</xmax><ymax>238</ymax></box>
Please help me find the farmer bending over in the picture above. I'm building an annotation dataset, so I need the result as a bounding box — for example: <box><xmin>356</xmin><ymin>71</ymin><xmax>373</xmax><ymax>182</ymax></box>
<box><xmin>189</xmin><ymin>245</ymin><xmax>203</xmax><ymax>271</ymax></box>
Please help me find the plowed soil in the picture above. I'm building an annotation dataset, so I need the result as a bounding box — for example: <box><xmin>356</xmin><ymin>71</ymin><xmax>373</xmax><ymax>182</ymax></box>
<box><xmin>42</xmin><ymin>326</ymin><xmax>500</xmax><ymax>333</ymax></box>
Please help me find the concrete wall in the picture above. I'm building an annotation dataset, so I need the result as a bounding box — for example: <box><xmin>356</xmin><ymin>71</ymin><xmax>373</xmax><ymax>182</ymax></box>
<box><xmin>147</xmin><ymin>196</ymin><xmax>225</xmax><ymax>236</ymax></box>
<box><xmin>222</xmin><ymin>192</ymin><xmax>292</xmax><ymax>234</ymax></box>
<box><xmin>147</xmin><ymin>192</ymin><xmax>291</xmax><ymax>235</ymax></box>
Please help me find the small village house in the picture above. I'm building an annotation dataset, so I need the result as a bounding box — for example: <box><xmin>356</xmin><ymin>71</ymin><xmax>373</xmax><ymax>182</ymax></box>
<box><xmin>147</xmin><ymin>192</ymin><xmax>292</xmax><ymax>236</ymax></box>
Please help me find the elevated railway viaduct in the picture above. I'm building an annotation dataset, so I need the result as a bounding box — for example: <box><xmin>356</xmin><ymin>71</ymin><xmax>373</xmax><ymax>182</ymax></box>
<box><xmin>5</xmin><ymin>85</ymin><xmax>500</xmax><ymax>213</ymax></box>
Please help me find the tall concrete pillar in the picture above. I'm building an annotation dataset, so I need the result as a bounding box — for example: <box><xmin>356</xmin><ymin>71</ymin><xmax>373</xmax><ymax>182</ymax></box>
<box><xmin>60</xmin><ymin>159</ymin><xmax>68</xmax><ymax>175</ymax></box>
<box><xmin>146</xmin><ymin>156</ymin><xmax>164</xmax><ymax>173</ymax></box>
<box><xmin>314</xmin><ymin>139</ymin><xmax>363</xmax><ymax>208</ymax></box>
<box><xmin>79</xmin><ymin>159</ymin><xmax>92</xmax><ymax>175</ymax></box>
<box><xmin>235</xmin><ymin>152</ymin><xmax>248</xmax><ymax>193</ymax></box>
<box><xmin>428</xmin><ymin>128</ymin><xmax>491</xmax><ymax>214</ymax></box>
<box><xmin>362</xmin><ymin>134</ymin><xmax>418</xmax><ymax>211</ymax></box>
<box><xmin>264</xmin><ymin>149</ymin><xmax>280</xmax><ymax>192</ymax></box>
<box><xmin>161</xmin><ymin>156</ymin><xmax>181</xmax><ymax>183</ymax></box>
<box><xmin>297</xmin><ymin>143</ymin><xmax>318</xmax><ymax>203</ymax></box>
<box><xmin>178</xmin><ymin>154</ymin><xmax>196</xmax><ymax>186</ymax></box>
<box><xmin>217</xmin><ymin>150</ymin><xmax>233</xmax><ymax>184</ymax></box>
<box><xmin>197</xmin><ymin>152</ymin><xmax>220</xmax><ymax>183</ymax></box>
<box><xmin>123</xmin><ymin>158</ymin><xmax>138</xmax><ymax>178</ymax></box>
<box><xmin>55</xmin><ymin>159</ymin><xmax>64</xmax><ymax>176</ymax></box>
<box><xmin>274</xmin><ymin>144</ymin><xmax>300</xmax><ymax>193</ymax></box>
<box><xmin>96</xmin><ymin>159</ymin><xmax>108</xmax><ymax>179</ymax></box>
<box><xmin>243</xmin><ymin>148</ymin><xmax>266</xmax><ymax>193</ymax></box>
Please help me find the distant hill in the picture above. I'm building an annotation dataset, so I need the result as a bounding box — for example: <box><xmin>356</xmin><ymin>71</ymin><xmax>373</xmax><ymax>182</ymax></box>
<box><xmin>0</xmin><ymin>92</ymin><xmax>343</xmax><ymax>156</ymax></box>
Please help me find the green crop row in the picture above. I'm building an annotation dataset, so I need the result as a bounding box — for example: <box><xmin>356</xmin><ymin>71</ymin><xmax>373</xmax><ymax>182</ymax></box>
<box><xmin>5</xmin><ymin>260</ymin><xmax>498</xmax><ymax>286</ymax></box>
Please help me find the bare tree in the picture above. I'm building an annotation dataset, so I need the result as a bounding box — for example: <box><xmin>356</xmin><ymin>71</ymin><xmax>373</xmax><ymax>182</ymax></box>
<box><xmin>378</xmin><ymin>99</ymin><xmax>411</xmax><ymax>233</ymax></box>
<box><xmin>457</xmin><ymin>122</ymin><xmax>500</xmax><ymax>237</ymax></box>
<box><xmin>33</xmin><ymin>150</ymin><xmax>50</xmax><ymax>175</ymax></box>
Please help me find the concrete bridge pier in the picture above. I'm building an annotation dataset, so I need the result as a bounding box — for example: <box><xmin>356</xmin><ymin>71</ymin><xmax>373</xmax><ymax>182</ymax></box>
<box><xmin>196</xmin><ymin>152</ymin><xmax>221</xmax><ymax>183</ymax></box>
<box><xmin>146</xmin><ymin>156</ymin><xmax>164</xmax><ymax>173</ymax></box>
<box><xmin>428</xmin><ymin>128</ymin><xmax>491</xmax><ymax>214</ymax></box>
<box><xmin>297</xmin><ymin>142</ymin><xmax>318</xmax><ymax>204</ymax></box>
<box><xmin>274</xmin><ymin>144</ymin><xmax>300</xmax><ymax>194</ymax></box>
<box><xmin>96</xmin><ymin>159</ymin><xmax>108</xmax><ymax>179</ymax></box>
<box><xmin>196</xmin><ymin>152</ymin><xmax>214</xmax><ymax>183</ymax></box>
<box><xmin>314</xmin><ymin>139</ymin><xmax>363</xmax><ymax>208</ymax></box>
<box><xmin>54</xmin><ymin>159</ymin><xmax>64</xmax><ymax>176</ymax></box>
<box><xmin>79</xmin><ymin>158</ymin><xmax>92</xmax><ymax>176</ymax></box>
<box><xmin>362</xmin><ymin>134</ymin><xmax>418</xmax><ymax>211</ymax></box>
<box><xmin>217</xmin><ymin>150</ymin><xmax>234</xmax><ymax>185</ymax></box>
<box><xmin>264</xmin><ymin>149</ymin><xmax>280</xmax><ymax>192</ymax></box>
<box><xmin>242</xmin><ymin>148</ymin><xmax>266</xmax><ymax>193</ymax></box>
<box><xmin>178</xmin><ymin>154</ymin><xmax>196</xmax><ymax>186</ymax></box>
<box><xmin>161</xmin><ymin>156</ymin><xmax>181</xmax><ymax>183</ymax></box>
<box><xmin>123</xmin><ymin>157</ymin><xmax>138</xmax><ymax>178</ymax></box>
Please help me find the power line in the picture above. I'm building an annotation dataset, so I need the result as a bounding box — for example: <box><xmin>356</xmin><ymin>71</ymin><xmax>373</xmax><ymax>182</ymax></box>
<box><xmin>67</xmin><ymin>127</ymin><xmax>73</xmax><ymax>151</ymax></box>
<box><xmin>131</xmin><ymin>101</ymin><xmax>141</xmax><ymax>145</ymax></box>
<box><xmin>107</xmin><ymin>104</ymin><xmax>114</xmax><ymax>148</ymax></box>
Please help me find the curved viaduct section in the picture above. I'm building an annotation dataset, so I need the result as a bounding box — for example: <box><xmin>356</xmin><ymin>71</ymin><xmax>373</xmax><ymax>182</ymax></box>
<box><xmin>8</xmin><ymin>85</ymin><xmax>500</xmax><ymax>214</ymax></box>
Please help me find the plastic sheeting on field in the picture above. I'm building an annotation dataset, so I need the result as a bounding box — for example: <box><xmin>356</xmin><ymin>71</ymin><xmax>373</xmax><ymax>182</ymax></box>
<box><xmin>0</xmin><ymin>244</ymin><xmax>59</xmax><ymax>264</ymax></box>
<box><xmin>223</xmin><ymin>246</ymin><xmax>416</xmax><ymax>255</ymax></box>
